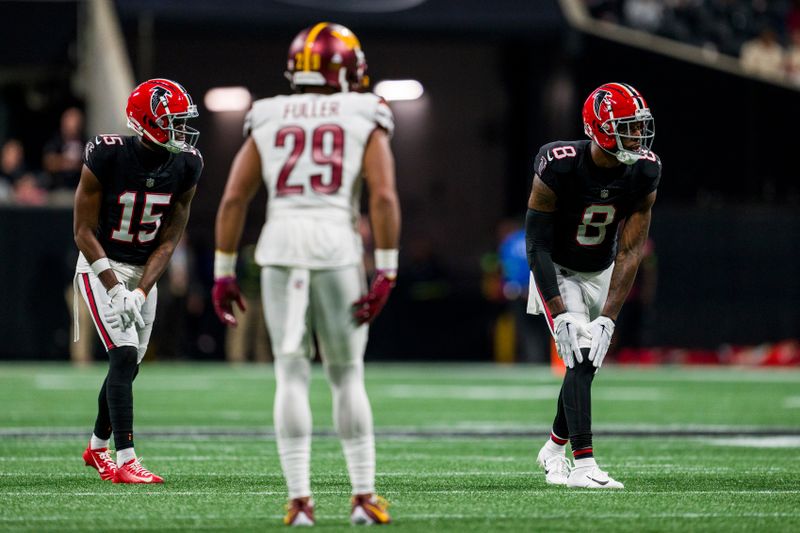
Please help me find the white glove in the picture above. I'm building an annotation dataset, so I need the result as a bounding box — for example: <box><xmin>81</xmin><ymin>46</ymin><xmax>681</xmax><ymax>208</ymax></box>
<box><xmin>104</xmin><ymin>284</ymin><xmax>145</xmax><ymax>330</ymax></box>
<box><xmin>129</xmin><ymin>288</ymin><xmax>147</xmax><ymax>328</ymax></box>
<box><xmin>587</xmin><ymin>316</ymin><xmax>615</xmax><ymax>368</ymax></box>
<box><xmin>552</xmin><ymin>312</ymin><xmax>584</xmax><ymax>369</ymax></box>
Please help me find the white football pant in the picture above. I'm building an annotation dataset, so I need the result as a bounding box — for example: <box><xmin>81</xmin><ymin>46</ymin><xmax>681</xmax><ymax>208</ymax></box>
<box><xmin>74</xmin><ymin>265</ymin><xmax>157</xmax><ymax>364</ymax></box>
<box><xmin>262</xmin><ymin>265</ymin><xmax>375</xmax><ymax>497</ymax></box>
<box><xmin>528</xmin><ymin>262</ymin><xmax>613</xmax><ymax>349</ymax></box>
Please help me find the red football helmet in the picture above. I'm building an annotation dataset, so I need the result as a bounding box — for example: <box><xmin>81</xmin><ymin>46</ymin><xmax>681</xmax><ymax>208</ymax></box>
<box><xmin>285</xmin><ymin>22</ymin><xmax>368</xmax><ymax>92</ymax></box>
<box><xmin>582</xmin><ymin>82</ymin><xmax>654</xmax><ymax>165</ymax></box>
<box><xmin>126</xmin><ymin>78</ymin><xmax>199</xmax><ymax>153</ymax></box>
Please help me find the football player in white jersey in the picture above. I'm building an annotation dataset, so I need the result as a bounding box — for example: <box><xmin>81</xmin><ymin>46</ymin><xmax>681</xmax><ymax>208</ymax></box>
<box><xmin>213</xmin><ymin>22</ymin><xmax>400</xmax><ymax>526</ymax></box>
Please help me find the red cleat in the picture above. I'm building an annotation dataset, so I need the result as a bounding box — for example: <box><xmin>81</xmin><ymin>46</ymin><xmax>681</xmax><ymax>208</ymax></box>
<box><xmin>113</xmin><ymin>458</ymin><xmax>164</xmax><ymax>484</ymax></box>
<box><xmin>82</xmin><ymin>445</ymin><xmax>117</xmax><ymax>481</ymax></box>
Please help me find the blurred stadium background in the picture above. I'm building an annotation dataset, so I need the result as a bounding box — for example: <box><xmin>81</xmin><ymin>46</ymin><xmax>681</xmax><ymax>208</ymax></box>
<box><xmin>2</xmin><ymin>0</ymin><xmax>800</xmax><ymax>530</ymax></box>
<box><xmin>1</xmin><ymin>0</ymin><xmax>799</xmax><ymax>364</ymax></box>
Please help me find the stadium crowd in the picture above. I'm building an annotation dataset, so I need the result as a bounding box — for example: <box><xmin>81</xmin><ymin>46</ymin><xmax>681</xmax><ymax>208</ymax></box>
<box><xmin>586</xmin><ymin>0</ymin><xmax>800</xmax><ymax>83</ymax></box>
<box><xmin>0</xmin><ymin>106</ymin><xmax>85</xmax><ymax>206</ymax></box>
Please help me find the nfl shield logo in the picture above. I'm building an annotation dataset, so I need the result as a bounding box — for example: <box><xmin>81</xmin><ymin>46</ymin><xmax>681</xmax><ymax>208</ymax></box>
<box><xmin>146</xmin><ymin>178</ymin><xmax>155</xmax><ymax>188</ymax></box>
<box><xmin>600</xmin><ymin>189</ymin><xmax>609</xmax><ymax>199</ymax></box>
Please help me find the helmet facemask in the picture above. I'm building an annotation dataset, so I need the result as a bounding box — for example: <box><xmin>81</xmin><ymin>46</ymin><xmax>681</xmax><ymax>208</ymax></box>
<box><xmin>157</xmin><ymin>110</ymin><xmax>200</xmax><ymax>153</ymax></box>
<box><xmin>602</xmin><ymin>108</ymin><xmax>655</xmax><ymax>165</ymax></box>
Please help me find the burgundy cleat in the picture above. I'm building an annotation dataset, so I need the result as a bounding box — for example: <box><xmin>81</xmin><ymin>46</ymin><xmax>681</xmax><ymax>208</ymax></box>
<box><xmin>284</xmin><ymin>497</ymin><xmax>315</xmax><ymax>526</ymax></box>
<box><xmin>351</xmin><ymin>494</ymin><xmax>391</xmax><ymax>525</ymax></box>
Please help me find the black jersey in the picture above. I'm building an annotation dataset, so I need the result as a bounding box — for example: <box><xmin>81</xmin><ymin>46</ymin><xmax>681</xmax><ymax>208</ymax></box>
<box><xmin>83</xmin><ymin>134</ymin><xmax>203</xmax><ymax>265</ymax></box>
<box><xmin>534</xmin><ymin>139</ymin><xmax>660</xmax><ymax>272</ymax></box>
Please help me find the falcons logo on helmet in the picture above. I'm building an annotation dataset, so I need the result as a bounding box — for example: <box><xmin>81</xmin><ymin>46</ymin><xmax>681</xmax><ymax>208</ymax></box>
<box><xmin>593</xmin><ymin>89</ymin><xmax>612</xmax><ymax>120</ymax></box>
<box><xmin>149</xmin><ymin>85</ymin><xmax>173</xmax><ymax>115</ymax></box>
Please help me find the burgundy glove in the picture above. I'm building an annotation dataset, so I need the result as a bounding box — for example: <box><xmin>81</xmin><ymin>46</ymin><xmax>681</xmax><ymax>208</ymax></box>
<box><xmin>353</xmin><ymin>272</ymin><xmax>395</xmax><ymax>325</ymax></box>
<box><xmin>212</xmin><ymin>276</ymin><xmax>247</xmax><ymax>327</ymax></box>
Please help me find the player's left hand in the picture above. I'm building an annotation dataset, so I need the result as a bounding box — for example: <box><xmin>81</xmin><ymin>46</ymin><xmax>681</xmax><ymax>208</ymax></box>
<box><xmin>212</xmin><ymin>276</ymin><xmax>247</xmax><ymax>327</ymax></box>
<box><xmin>128</xmin><ymin>288</ymin><xmax>147</xmax><ymax>328</ymax></box>
<box><xmin>353</xmin><ymin>272</ymin><xmax>395</xmax><ymax>325</ymax></box>
<box><xmin>587</xmin><ymin>316</ymin><xmax>615</xmax><ymax>368</ymax></box>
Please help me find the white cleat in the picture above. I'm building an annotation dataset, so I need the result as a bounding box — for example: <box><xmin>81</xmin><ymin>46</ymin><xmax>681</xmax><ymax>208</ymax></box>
<box><xmin>566</xmin><ymin>465</ymin><xmax>624</xmax><ymax>489</ymax></box>
<box><xmin>536</xmin><ymin>445</ymin><xmax>572</xmax><ymax>485</ymax></box>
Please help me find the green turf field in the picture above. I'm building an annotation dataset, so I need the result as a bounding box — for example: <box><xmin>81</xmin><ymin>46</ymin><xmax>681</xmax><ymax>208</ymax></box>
<box><xmin>2</xmin><ymin>363</ymin><xmax>800</xmax><ymax>531</ymax></box>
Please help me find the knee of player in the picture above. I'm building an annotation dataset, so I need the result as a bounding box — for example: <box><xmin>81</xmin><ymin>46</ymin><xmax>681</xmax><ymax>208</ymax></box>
<box><xmin>108</xmin><ymin>345</ymin><xmax>138</xmax><ymax>367</ymax></box>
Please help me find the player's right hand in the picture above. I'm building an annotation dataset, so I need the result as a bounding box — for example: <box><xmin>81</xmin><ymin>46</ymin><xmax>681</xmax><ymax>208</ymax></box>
<box><xmin>552</xmin><ymin>312</ymin><xmax>584</xmax><ymax>369</ymax></box>
<box><xmin>104</xmin><ymin>283</ymin><xmax>144</xmax><ymax>330</ymax></box>
<box><xmin>212</xmin><ymin>276</ymin><xmax>246</xmax><ymax>327</ymax></box>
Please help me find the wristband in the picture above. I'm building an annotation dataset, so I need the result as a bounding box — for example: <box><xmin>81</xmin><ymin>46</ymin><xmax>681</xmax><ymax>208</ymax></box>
<box><xmin>375</xmin><ymin>249</ymin><xmax>399</xmax><ymax>279</ymax></box>
<box><xmin>214</xmin><ymin>250</ymin><xmax>237</xmax><ymax>280</ymax></box>
<box><xmin>90</xmin><ymin>258</ymin><xmax>111</xmax><ymax>277</ymax></box>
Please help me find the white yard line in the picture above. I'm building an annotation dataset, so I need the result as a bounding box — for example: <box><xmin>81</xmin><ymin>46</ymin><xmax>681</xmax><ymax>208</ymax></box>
<box><xmin>2</xmin><ymin>489</ymin><xmax>800</xmax><ymax>497</ymax></box>
<box><xmin>380</xmin><ymin>385</ymin><xmax>664</xmax><ymax>401</ymax></box>
<box><xmin>1</xmin><ymin>423</ymin><xmax>799</xmax><ymax>438</ymax></box>
<box><xmin>34</xmin><ymin>375</ymin><xmax>216</xmax><ymax>391</ymax></box>
<box><xmin>784</xmin><ymin>396</ymin><xmax>800</xmax><ymax>408</ymax></box>
<box><xmin>704</xmin><ymin>436</ymin><xmax>800</xmax><ymax>448</ymax></box>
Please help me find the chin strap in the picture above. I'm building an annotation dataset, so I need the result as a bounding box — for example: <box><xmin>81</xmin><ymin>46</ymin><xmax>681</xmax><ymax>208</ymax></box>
<box><xmin>596</xmin><ymin>141</ymin><xmax>642</xmax><ymax>166</ymax></box>
<box><xmin>614</xmin><ymin>150</ymin><xmax>642</xmax><ymax>165</ymax></box>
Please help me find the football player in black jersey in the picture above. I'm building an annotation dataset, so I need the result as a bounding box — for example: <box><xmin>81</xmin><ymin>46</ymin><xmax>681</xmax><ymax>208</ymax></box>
<box><xmin>73</xmin><ymin>79</ymin><xmax>203</xmax><ymax>483</ymax></box>
<box><xmin>527</xmin><ymin>83</ymin><xmax>660</xmax><ymax>489</ymax></box>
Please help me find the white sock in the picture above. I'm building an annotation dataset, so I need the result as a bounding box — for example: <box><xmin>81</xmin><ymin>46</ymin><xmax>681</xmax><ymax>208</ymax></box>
<box><xmin>277</xmin><ymin>436</ymin><xmax>312</xmax><ymax>499</ymax></box>
<box><xmin>325</xmin><ymin>363</ymin><xmax>376</xmax><ymax>495</ymax></box>
<box><xmin>574</xmin><ymin>457</ymin><xmax>597</xmax><ymax>469</ymax></box>
<box><xmin>342</xmin><ymin>435</ymin><xmax>376</xmax><ymax>495</ymax></box>
<box><xmin>116</xmin><ymin>447</ymin><xmax>136</xmax><ymax>466</ymax></box>
<box><xmin>544</xmin><ymin>437</ymin><xmax>566</xmax><ymax>455</ymax></box>
<box><xmin>274</xmin><ymin>357</ymin><xmax>313</xmax><ymax>499</ymax></box>
<box><xmin>90</xmin><ymin>434</ymin><xmax>109</xmax><ymax>450</ymax></box>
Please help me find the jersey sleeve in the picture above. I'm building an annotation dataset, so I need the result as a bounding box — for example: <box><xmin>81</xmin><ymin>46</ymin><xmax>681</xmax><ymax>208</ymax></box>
<box><xmin>533</xmin><ymin>144</ymin><xmax>562</xmax><ymax>195</ymax></box>
<box><xmin>82</xmin><ymin>136</ymin><xmax>116</xmax><ymax>185</ymax></box>
<box><xmin>636</xmin><ymin>152</ymin><xmax>661</xmax><ymax>197</ymax></box>
<box><xmin>373</xmin><ymin>97</ymin><xmax>395</xmax><ymax>138</ymax></box>
<box><xmin>354</xmin><ymin>94</ymin><xmax>395</xmax><ymax>138</ymax></box>
<box><xmin>180</xmin><ymin>148</ymin><xmax>204</xmax><ymax>193</ymax></box>
<box><xmin>243</xmin><ymin>98</ymin><xmax>275</xmax><ymax>137</ymax></box>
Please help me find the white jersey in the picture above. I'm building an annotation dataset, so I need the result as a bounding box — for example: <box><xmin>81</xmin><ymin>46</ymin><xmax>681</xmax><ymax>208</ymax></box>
<box><xmin>246</xmin><ymin>91</ymin><xmax>394</xmax><ymax>269</ymax></box>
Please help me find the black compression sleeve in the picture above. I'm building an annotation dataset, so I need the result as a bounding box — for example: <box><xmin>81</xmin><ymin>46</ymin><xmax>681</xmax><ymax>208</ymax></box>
<box><xmin>525</xmin><ymin>208</ymin><xmax>561</xmax><ymax>302</ymax></box>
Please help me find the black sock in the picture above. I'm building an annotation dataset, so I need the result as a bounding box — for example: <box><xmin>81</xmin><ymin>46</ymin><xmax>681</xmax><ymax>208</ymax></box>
<box><xmin>551</xmin><ymin>386</ymin><xmax>569</xmax><ymax>442</ymax></box>
<box><xmin>562</xmin><ymin>348</ymin><xmax>595</xmax><ymax>458</ymax></box>
<box><xmin>106</xmin><ymin>346</ymin><xmax>138</xmax><ymax>451</ymax></box>
<box><xmin>93</xmin><ymin>365</ymin><xmax>140</xmax><ymax>441</ymax></box>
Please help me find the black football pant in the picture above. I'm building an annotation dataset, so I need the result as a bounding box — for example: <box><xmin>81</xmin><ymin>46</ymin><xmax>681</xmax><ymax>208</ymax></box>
<box><xmin>93</xmin><ymin>346</ymin><xmax>140</xmax><ymax>451</ymax></box>
<box><xmin>552</xmin><ymin>348</ymin><xmax>595</xmax><ymax>452</ymax></box>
